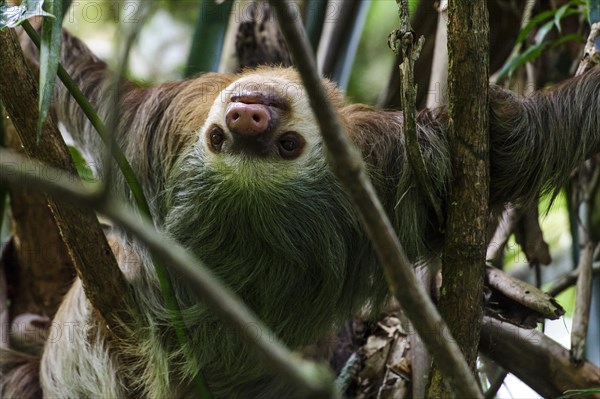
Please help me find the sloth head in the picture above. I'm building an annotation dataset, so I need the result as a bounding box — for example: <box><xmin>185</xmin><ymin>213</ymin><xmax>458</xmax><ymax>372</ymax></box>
<box><xmin>195</xmin><ymin>68</ymin><xmax>345</xmax><ymax>182</ymax></box>
<box><xmin>160</xmin><ymin>69</ymin><xmax>383</xmax><ymax>343</ymax></box>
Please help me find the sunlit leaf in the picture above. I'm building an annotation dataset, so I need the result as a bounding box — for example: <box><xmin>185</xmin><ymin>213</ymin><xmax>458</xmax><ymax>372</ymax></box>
<box><xmin>497</xmin><ymin>43</ymin><xmax>547</xmax><ymax>80</ymax></box>
<box><xmin>535</xmin><ymin>20</ymin><xmax>555</xmax><ymax>44</ymax></box>
<box><xmin>67</xmin><ymin>145</ymin><xmax>95</xmax><ymax>183</ymax></box>
<box><xmin>553</xmin><ymin>4</ymin><xmax>571</xmax><ymax>33</ymax></box>
<box><xmin>37</xmin><ymin>0</ymin><xmax>62</xmax><ymax>140</ymax></box>
<box><xmin>500</xmin><ymin>3</ymin><xmax>584</xmax><ymax>82</ymax></box>
<box><xmin>0</xmin><ymin>0</ymin><xmax>54</xmax><ymax>30</ymax></box>
<box><xmin>550</xmin><ymin>33</ymin><xmax>585</xmax><ymax>48</ymax></box>
<box><xmin>515</xmin><ymin>9</ymin><xmax>556</xmax><ymax>46</ymax></box>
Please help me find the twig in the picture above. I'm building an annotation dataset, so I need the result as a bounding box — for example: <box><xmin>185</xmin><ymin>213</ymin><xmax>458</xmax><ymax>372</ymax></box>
<box><xmin>0</xmin><ymin>98</ymin><xmax>6</xmax><ymax>232</ymax></box>
<box><xmin>0</xmin><ymin>241</ymin><xmax>9</xmax><ymax>349</ymax></box>
<box><xmin>480</xmin><ymin>316</ymin><xmax>600</xmax><ymax>398</ymax></box>
<box><xmin>514</xmin><ymin>202</ymin><xmax>551</xmax><ymax>266</ymax></box>
<box><xmin>568</xmin><ymin>22</ymin><xmax>600</xmax><ymax>364</ymax></box>
<box><xmin>491</xmin><ymin>0</ymin><xmax>536</xmax><ymax>84</ymax></box>
<box><xmin>486</xmin><ymin>265</ymin><xmax>565</xmax><ymax>320</ymax></box>
<box><xmin>486</xmin><ymin>205</ymin><xmax>521</xmax><ymax>267</ymax></box>
<box><xmin>546</xmin><ymin>262</ymin><xmax>600</xmax><ymax>297</ymax></box>
<box><xmin>571</xmin><ymin>242</ymin><xmax>597</xmax><ymax>363</ymax></box>
<box><xmin>111</xmin><ymin>8</ymin><xmax>212</xmax><ymax>396</ymax></box>
<box><xmin>269</xmin><ymin>2</ymin><xmax>482</xmax><ymax>398</ymax></box>
<box><xmin>19</xmin><ymin>22</ymin><xmax>148</xmax><ymax>216</ymax></box>
<box><xmin>483</xmin><ymin>367</ymin><xmax>509</xmax><ymax>399</ymax></box>
<box><xmin>425</xmin><ymin>0</ymin><xmax>448</xmax><ymax>109</ymax></box>
<box><xmin>0</xmin><ymin>149</ymin><xmax>337</xmax><ymax>399</ymax></box>
<box><xmin>575</xmin><ymin>22</ymin><xmax>600</xmax><ymax>76</ymax></box>
<box><xmin>390</xmin><ymin>0</ymin><xmax>443</xmax><ymax>229</ymax></box>
<box><xmin>334</xmin><ymin>352</ymin><xmax>361</xmax><ymax>396</ymax></box>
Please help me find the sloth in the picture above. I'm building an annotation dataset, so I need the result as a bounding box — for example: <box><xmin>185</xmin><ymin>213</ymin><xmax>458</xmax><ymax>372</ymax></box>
<box><xmin>4</xmin><ymin>29</ymin><xmax>600</xmax><ymax>398</ymax></box>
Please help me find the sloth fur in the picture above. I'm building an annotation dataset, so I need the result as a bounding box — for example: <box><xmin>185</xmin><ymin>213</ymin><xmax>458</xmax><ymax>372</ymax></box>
<box><xmin>3</xmin><ymin>30</ymin><xmax>600</xmax><ymax>398</ymax></box>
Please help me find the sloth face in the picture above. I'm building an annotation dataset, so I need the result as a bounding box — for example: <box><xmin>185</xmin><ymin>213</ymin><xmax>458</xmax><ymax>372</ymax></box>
<box><xmin>199</xmin><ymin>70</ymin><xmax>322</xmax><ymax>168</ymax></box>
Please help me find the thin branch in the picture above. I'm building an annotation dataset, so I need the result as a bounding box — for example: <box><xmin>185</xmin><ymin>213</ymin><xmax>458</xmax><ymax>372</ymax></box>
<box><xmin>108</xmin><ymin>8</ymin><xmax>212</xmax><ymax>395</ymax></box>
<box><xmin>575</xmin><ymin>22</ymin><xmax>600</xmax><ymax>75</ymax></box>
<box><xmin>567</xmin><ymin>21</ymin><xmax>600</xmax><ymax>364</ymax></box>
<box><xmin>334</xmin><ymin>352</ymin><xmax>361</xmax><ymax>395</ymax></box>
<box><xmin>486</xmin><ymin>265</ymin><xmax>564</xmax><ymax>320</ymax></box>
<box><xmin>0</xmin><ymin>241</ymin><xmax>9</xmax><ymax>349</ymax></box>
<box><xmin>480</xmin><ymin>316</ymin><xmax>600</xmax><ymax>398</ymax></box>
<box><xmin>492</xmin><ymin>0</ymin><xmax>536</xmax><ymax>84</ymax></box>
<box><xmin>20</xmin><ymin>21</ymin><xmax>148</xmax><ymax>216</ymax></box>
<box><xmin>486</xmin><ymin>205</ymin><xmax>520</xmax><ymax>267</ymax></box>
<box><xmin>0</xmin><ymin>149</ymin><xmax>337</xmax><ymax>399</ymax></box>
<box><xmin>546</xmin><ymin>262</ymin><xmax>600</xmax><ymax>297</ymax></box>
<box><xmin>0</xmin><ymin>99</ymin><xmax>6</xmax><ymax>231</ymax></box>
<box><xmin>571</xmin><ymin>242</ymin><xmax>597</xmax><ymax>363</ymax></box>
<box><xmin>483</xmin><ymin>368</ymin><xmax>509</xmax><ymax>399</ymax></box>
<box><xmin>425</xmin><ymin>0</ymin><xmax>448</xmax><ymax>109</ymax></box>
<box><xmin>0</xmin><ymin>27</ymin><xmax>132</xmax><ymax>333</ymax></box>
<box><xmin>269</xmin><ymin>2</ymin><xmax>482</xmax><ymax>398</ymax></box>
<box><xmin>390</xmin><ymin>0</ymin><xmax>443</xmax><ymax>228</ymax></box>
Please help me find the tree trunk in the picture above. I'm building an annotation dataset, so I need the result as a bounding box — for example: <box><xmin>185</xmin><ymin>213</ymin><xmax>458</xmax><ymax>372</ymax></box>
<box><xmin>427</xmin><ymin>1</ymin><xmax>489</xmax><ymax>397</ymax></box>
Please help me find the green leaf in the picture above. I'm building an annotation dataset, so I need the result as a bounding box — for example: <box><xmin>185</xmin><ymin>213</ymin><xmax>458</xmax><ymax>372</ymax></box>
<box><xmin>535</xmin><ymin>20</ymin><xmax>556</xmax><ymax>44</ymax></box>
<box><xmin>554</xmin><ymin>4</ymin><xmax>571</xmax><ymax>33</ymax></box>
<box><xmin>515</xmin><ymin>9</ymin><xmax>556</xmax><ymax>46</ymax></box>
<box><xmin>0</xmin><ymin>0</ymin><xmax>54</xmax><ymax>30</ymax></box>
<box><xmin>497</xmin><ymin>43</ymin><xmax>547</xmax><ymax>80</ymax></box>
<box><xmin>67</xmin><ymin>145</ymin><xmax>95</xmax><ymax>183</ymax></box>
<box><xmin>37</xmin><ymin>0</ymin><xmax>62</xmax><ymax>140</ymax></box>
<box><xmin>550</xmin><ymin>33</ymin><xmax>585</xmax><ymax>48</ymax></box>
<box><xmin>514</xmin><ymin>5</ymin><xmax>581</xmax><ymax>47</ymax></box>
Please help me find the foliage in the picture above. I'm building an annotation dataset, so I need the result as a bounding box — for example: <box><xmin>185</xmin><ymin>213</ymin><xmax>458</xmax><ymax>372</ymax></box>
<box><xmin>347</xmin><ymin>1</ymin><xmax>397</xmax><ymax>104</ymax></box>
<box><xmin>0</xmin><ymin>0</ymin><xmax>53</xmax><ymax>29</ymax></box>
<box><xmin>497</xmin><ymin>0</ymin><xmax>586</xmax><ymax>80</ymax></box>
<box><xmin>38</xmin><ymin>0</ymin><xmax>62</xmax><ymax>139</ymax></box>
<box><xmin>1</xmin><ymin>1</ymin><xmax>599</xmax><ymax>397</ymax></box>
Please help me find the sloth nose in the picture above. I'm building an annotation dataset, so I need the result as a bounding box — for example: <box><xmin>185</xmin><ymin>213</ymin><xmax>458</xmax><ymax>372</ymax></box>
<box><xmin>225</xmin><ymin>103</ymin><xmax>271</xmax><ymax>137</ymax></box>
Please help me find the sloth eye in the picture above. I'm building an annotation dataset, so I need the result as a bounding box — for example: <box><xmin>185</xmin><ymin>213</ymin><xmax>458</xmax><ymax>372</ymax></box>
<box><xmin>277</xmin><ymin>132</ymin><xmax>305</xmax><ymax>160</ymax></box>
<box><xmin>207</xmin><ymin>126</ymin><xmax>225</xmax><ymax>153</ymax></box>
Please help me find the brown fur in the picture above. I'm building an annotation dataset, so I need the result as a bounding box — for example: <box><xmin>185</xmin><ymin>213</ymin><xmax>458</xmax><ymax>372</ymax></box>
<box><xmin>0</xmin><ymin>349</ymin><xmax>41</xmax><ymax>399</ymax></box>
<box><xmin>6</xmin><ymin>27</ymin><xmax>600</xmax><ymax>398</ymax></box>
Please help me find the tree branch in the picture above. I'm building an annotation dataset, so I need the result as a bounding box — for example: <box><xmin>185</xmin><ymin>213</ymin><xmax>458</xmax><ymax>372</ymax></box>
<box><xmin>269</xmin><ymin>1</ymin><xmax>482</xmax><ymax>398</ymax></box>
<box><xmin>0</xmin><ymin>27</ymin><xmax>132</xmax><ymax>334</ymax></box>
<box><xmin>0</xmin><ymin>148</ymin><xmax>337</xmax><ymax>399</ymax></box>
<box><xmin>390</xmin><ymin>0</ymin><xmax>443</xmax><ymax>228</ymax></box>
<box><xmin>428</xmin><ymin>1</ymin><xmax>489</xmax><ymax>396</ymax></box>
<box><xmin>480</xmin><ymin>317</ymin><xmax>600</xmax><ymax>398</ymax></box>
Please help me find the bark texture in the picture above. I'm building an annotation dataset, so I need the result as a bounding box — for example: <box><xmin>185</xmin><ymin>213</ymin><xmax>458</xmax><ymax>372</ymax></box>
<box><xmin>0</xmin><ymin>28</ymin><xmax>131</xmax><ymax>333</ymax></box>
<box><xmin>427</xmin><ymin>1</ymin><xmax>489</xmax><ymax>397</ymax></box>
<box><xmin>2</xmin><ymin>120</ymin><xmax>75</xmax><ymax>321</ymax></box>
